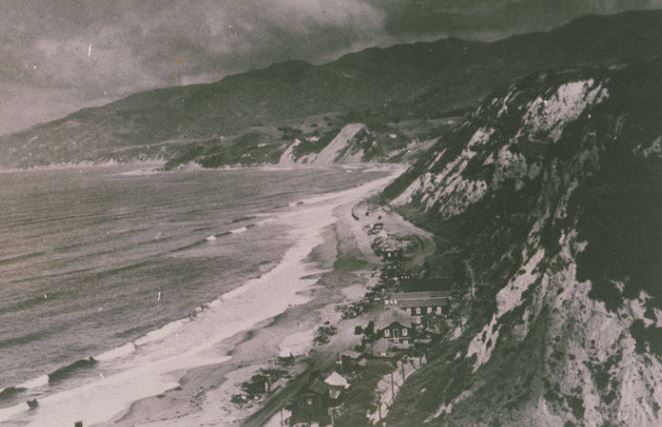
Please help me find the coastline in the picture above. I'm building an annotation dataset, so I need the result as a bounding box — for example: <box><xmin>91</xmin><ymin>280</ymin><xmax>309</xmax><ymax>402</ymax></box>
<box><xmin>0</xmin><ymin>165</ymin><xmax>402</xmax><ymax>427</ymax></box>
<box><xmin>101</xmin><ymin>167</ymin><xmax>401</xmax><ymax>427</ymax></box>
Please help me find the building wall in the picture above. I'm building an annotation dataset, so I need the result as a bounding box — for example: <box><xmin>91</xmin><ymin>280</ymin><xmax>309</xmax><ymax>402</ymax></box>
<box><xmin>382</xmin><ymin>323</ymin><xmax>412</xmax><ymax>344</ymax></box>
<box><xmin>403</xmin><ymin>305</ymin><xmax>443</xmax><ymax>316</ymax></box>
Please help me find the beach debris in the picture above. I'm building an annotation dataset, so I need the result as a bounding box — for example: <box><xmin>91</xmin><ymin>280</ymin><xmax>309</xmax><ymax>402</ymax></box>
<box><xmin>43</xmin><ymin>293</ymin><xmax>48</xmax><ymax>300</ymax></box>
<box><xmin>26</xmin><ymin>399</ymin><xmax>38</xmax><ymax>410</ymax></box>
<box><xmin>157</xmin><ymin>291</ymin><xmax>161</xmax><ymax>302</ymax></box>
<box><xmin>206</xmin><ymin>235</ymin><xmax>216</xmax><ymax>241</ymax></box>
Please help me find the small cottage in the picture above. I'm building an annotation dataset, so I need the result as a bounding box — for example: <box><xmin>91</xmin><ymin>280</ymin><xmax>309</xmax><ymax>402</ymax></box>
<box><xmin>375</xmin><ymin>307</ymin><xmax>415</xmax><ymax>345</ymax></box>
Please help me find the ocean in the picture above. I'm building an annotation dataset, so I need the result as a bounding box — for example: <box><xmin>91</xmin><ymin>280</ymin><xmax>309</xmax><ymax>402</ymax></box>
<box><xmin>0</xmin><ymin>164</ymin><xmax>387</xmax><ymax>410</ymax></box>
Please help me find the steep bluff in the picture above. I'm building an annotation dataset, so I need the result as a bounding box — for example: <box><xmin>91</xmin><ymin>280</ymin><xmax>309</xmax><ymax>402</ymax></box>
<box><xmin>383</xmin><ymin>60</ymin><xmax>662</xmax><ymax>426</ymax></box>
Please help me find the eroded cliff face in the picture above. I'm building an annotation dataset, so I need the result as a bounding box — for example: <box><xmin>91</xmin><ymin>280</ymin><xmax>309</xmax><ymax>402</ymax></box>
<box><xmin>384</xmin><ymin>61</ymin><xmax>662</xmax><ymax>426</ymax></box>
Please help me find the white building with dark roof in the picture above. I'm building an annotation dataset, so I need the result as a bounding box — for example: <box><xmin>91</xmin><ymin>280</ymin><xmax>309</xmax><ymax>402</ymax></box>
<box><xmin>385</xmin><ymin>290</ymin><xmax>452</xmax><ymax>323</ymax></box>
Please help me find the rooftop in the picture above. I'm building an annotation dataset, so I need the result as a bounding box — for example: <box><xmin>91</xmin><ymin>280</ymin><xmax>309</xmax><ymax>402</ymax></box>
<box><xmin>397</xmin><ymin>298</ymin><xmax>450</xmax><ymax>308</ymax></box>
<box><xmin>375</xmin><ymin>307</ymin><xmax>414</xmax><ymax>330</ymax></box>
<box><xmin>400</xmin><ymin>279</ymin><xmax>454</xmax><ymax>292</ymax></box>
<box><xmin>391</xmin><ymin>290</ymin><xmax>452</xmax><ymax>299</ymax></box>
<box><xmin>324</xmin><ymin>372</ymin><xmax>350</xmax><ymax>389</ymax></box>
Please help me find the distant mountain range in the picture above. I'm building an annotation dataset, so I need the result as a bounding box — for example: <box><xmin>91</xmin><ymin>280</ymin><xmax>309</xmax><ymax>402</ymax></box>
<box><xmin>380</xmin><ymin>57</ymin><xmax>662</xmax><ymax>426</ymax></box>
<box><xmin>1</xmin><ymin>9</ymin><xmax>662</xmax><ymax>168</ymax></box>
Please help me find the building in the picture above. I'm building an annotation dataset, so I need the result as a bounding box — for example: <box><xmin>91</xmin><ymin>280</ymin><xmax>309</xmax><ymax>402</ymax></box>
<box><xmin>288</xmin><ymin>371</ymin><xmax>352</xmax><ymax>426</ymax></box>
<box><xmin>385</xmin><ymin>290</ymin><xmax>452</xmax><ymax>323</ymax></box>
<box><xmin>288</xmin><ymin>378</ymin><xmax>331</xmax><ymax>426</ymax></box>
<box><xmin>375</xmin><ymin>307</ymin><xmax>415</xmax><ymax>345</ymax></box>
<box><xmin>324</xmin><ymin>371</ymin><xmax>350</xmax><ymax>400</ymax></box>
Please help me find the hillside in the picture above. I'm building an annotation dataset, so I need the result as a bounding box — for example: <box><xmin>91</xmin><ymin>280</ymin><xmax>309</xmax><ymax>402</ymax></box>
<box><xmin>380</xmin><ymin>60</ymin><xmax>662</xmax><ymax>426</ymax></box>
<box><xmin>2</xmin><ymin>10</ymin><xmax>662</xmax><ymax>168</ymax></box>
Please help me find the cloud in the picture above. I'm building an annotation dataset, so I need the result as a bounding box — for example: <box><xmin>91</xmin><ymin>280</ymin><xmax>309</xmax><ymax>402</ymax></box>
<box><xmin>0</xmin><ymin>0</ymin><xmax>661</xmax><ymax>135</ymax></box>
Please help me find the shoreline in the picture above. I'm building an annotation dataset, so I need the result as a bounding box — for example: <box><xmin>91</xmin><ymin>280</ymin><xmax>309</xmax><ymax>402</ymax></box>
<box><xmin>0</xmin><ymin>165</ymin><xmax>402</xmax><ymax>427</ymax></box>
<box><xmin>100</xmin><ymin>167</ymin><xmax>402</xmax><ymax>427</ymax></box>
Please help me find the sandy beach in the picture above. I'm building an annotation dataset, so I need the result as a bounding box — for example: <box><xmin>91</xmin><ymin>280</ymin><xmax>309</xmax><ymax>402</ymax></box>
<box><xmin>104</xmin><ymin>166</ymin><xmax>402</xmax><ymax>427</ymax></box>
<box><xmin>0</xmin><ymin>165</ymin><xmax>402</xmax><ymax>427</ymax></box>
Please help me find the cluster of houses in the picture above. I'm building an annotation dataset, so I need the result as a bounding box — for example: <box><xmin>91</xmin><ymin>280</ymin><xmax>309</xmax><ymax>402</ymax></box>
<box><xmin>281</xmin><ymin>212</ymin><xmax>455</xmax><ymax>426</ymax></box>
<box><xmin>283</xmin><ymin>285</ymin><xmax>453</xmax><ymax>426</ymax></box>
<box><xmin>373</xmin><ymin>289</ymin><xmax>452</xmax><ymax>353</ymax></box>
<box><xmin>283</xmin><ymin>293</ymin><xmax>451</xmax><ymax>425</ymax></box>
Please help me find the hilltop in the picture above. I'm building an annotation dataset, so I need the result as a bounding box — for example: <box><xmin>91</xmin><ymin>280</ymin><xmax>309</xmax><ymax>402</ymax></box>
<box><xmin>1</xmin><ymin>10</ymin><xmax>662</xmax><ymax>168</ymax></box>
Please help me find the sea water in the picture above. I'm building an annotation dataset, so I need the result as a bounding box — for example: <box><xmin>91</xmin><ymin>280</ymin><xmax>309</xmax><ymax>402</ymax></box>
<box><xmin>0</xmin><ymin>164</ymin><xmax>387</xmax><ymax>408</ymax></box>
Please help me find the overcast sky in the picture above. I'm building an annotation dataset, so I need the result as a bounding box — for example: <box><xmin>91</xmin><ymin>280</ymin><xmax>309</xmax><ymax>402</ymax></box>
<box><xmin>1</xmin><ymin>0</ymin><xmax>660</xmax><ymax>135</ymax></box>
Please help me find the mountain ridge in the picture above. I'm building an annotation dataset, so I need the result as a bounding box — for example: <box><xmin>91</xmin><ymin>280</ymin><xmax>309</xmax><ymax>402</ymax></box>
<box><xmin>2</xmin><ymin>9</ymin><xmax>662</xmax><ymax>168</ymax></box>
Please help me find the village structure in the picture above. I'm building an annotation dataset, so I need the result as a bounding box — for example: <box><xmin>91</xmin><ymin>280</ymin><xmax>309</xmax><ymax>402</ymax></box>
<box><xmin>233</xmin><ymin>203</ymin><xmax>454</xmax><ymax>427</ymax></box>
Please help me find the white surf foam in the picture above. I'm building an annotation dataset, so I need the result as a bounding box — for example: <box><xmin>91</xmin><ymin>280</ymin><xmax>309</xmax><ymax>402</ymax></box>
<box><xmin>0</xmin><ymin>170</ymin><xmax>399</xmax><ymax>427</ymax></box>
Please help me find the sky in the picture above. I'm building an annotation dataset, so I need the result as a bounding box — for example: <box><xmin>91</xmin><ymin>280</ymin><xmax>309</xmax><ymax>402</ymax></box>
<box><xmin>1</xmin><ymin>0</ymin><xmax>661</xmax><ymax>135</ymax></box>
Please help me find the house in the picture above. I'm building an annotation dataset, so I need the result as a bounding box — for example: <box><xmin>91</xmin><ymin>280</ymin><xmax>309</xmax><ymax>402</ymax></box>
<box><xmin>385</xmin><ymin>290</ymin><xmax>452</xmax><ymax>323</ymax></box>
<box><xmin>289</xmin><ymin>378</ymin><xmax>331</xmax><ymax>426</ymax></box>
<box><xmin>375</xmin><ymin>307</ymin><xmax>415</xmax><ymax>345</ymax></box>
<box><xmin>324</xmin><ymin>371</ymin><xmax>350</xmax><ymax>400</ymax></box>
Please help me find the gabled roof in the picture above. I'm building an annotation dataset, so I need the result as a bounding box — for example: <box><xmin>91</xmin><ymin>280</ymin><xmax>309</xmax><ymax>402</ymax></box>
<box><xmin>324</xmin><ymin>371</ymin><xmax>350</xmax><ymax>389</ymax></box>
<box><xmin>375</xmin><ymin>307</ymin><xmax>414</xmax><ymax>330</ymax></box>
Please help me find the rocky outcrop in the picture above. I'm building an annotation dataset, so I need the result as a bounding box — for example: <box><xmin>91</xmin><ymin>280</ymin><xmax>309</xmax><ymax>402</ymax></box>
<box><xmin>279</xmin><ymin>123</ymin><xmax>368</xmax><ymax>165</ymax></box>
<box><xmin>383</xmin><ymin>60</ymin><xmax>662</xmax><ymax>426</ymax></box>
